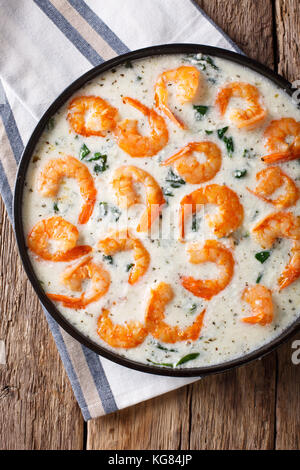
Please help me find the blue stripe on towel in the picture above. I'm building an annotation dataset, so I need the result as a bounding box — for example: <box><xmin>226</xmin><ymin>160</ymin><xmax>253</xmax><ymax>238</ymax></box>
<box><xmin>82</xmin><ymin>345</ymin><xmax>118</xmax><ymax>414</ymax></box>
<box><xmin>45</xmin><ymin>311</ymin><xmax>92</xmax><ymax>421</ymax></box>
<box><xmin>33</xmin><ymin>0</ymin><xmax>104</xmax><ymax>66</ymax></box>
<box><xmin>68</xmin><ymin>0</ymin><xmax>129</xmax><ymax>55</ymax></box>
<box><xmin>0</xmin><ymin>82</ymin><xmax>24</xmax><ymax>164</ymax></box>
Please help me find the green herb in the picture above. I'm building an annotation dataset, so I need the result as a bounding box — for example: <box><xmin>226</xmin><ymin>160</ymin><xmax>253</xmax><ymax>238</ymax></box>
<box><xmin>192</xmin><ymin>213</ymin><xmax>198</xmax><ymax>232</ymax></box>
<box><xmin>111</xmin><ymin>205</ymin><xmax>121</xmax><ymax>221</ymax></box>
<box><xmin>188</xmin><ymin>304</ymin><xmax>197</xmax><ymax>314</ymax></box>
<box><xmin>166</xmin><ymin>168</ymin><xmax>186</xmax><ymax>188</ymax></box>
<box><xmin>205</xmin><ymin>130</ymin><xmax>213</xmax><ymax>135</ymax></box>
<box><xmin>203</xmin><ymin>55</ymin><xmax>218</xmax><ymax>70</ymax></box>
<box><xmin>126</xmin><ymin>263</ymin><xmax>134</xmax><ymax>272</ymax></box>
<box><xmin>176</xmin><ymin>353</ymin><xmax>200</xmax><ymax>366</ymax></box>
<box><xmin>99</xmin><ymin>202</ymin><xmax>121</xmax><ymax>221</ymax></box>
<box><xmin>80</xmin><ymin>143</ymin><xmax>90</xmax><ymax>160</ymax></box>
<box><xmin>217</xmin><ymin>126</ymin><xmax>228</xmax><ymax>139</ymax></box>
<box><xmin>193</xmin><ymin>105</ymin><xmax>209</xmax><ymax>119</ymax></box>
<box><xmin>256</xmin><ymin>273</ymin><xmax>263</xmax><ymax>284</ymax></box>
<box><xmin>46</xmin><ymin>117</ymin><xmax>55</xmax><ymax>131</ymax></box>
<box><xmin>255</xmin><ymin>251</ymin><xmax>271</xmax><ymax>264</ymax></box>
<box><xmin>243</xmin><ymin>148</ymin><xmax>256</xmax><ymax>159</ymax></box>
<box><xmin>103</xmin><ymin>255</ymin><xmax>113</xmax><ymax>265</ymax></box>
<box><xmin>88</xmin><ymin>152</ymin><xmax>107</xmax><ymax>162</ymax></box>
<box><xmin>163</xmin><ymin>187</ymin><xmax>174</xmax><ymax>197</ymax></box>
<box><xmin>137</xmin><ymin>76</ymin><xmax>142</xmax><ymax>81</ymax></box>
<box><xmin>147</xmin><ymin>359</ymin><xmax>173</xmax><ymax>368</ymax></box>
<box><xmin>93</xmin><ymin>154</ymin><xmax>108</xmax><ymax>173</ymax></box>
<box><xmin>156</xmin><ymin>344</ymin><xmax>177</xmax><ymax>353</ymax></box>
<box><xmin>99</xmin><ymin>201</ymin><xmax>108</xmax><ymax>217</ymax></box>
<box><xmin>234</xmin><ymin>169</ymin><xmax>247</xmax><ymax>178</ymax></box>
<box><xmin>53</xmin><ymin>202</ymin><xmax>59</xmax><ymax>213</ymax></box>
<box><xmin>223</xmin><ymin>136</ymin><xmax>234</xmax><ymax>156</ymax></box>
<box><xmin>124</xmin><ymin>60</ymin><xmax>133</xmax><ymax>68</ymax></box>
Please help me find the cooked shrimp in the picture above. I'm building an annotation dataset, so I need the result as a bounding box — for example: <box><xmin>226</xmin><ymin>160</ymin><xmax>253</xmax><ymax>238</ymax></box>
<box><xmin>98</xmin><ymin>229</ymin><xmax>150</xmax><ymax>284</ymax></box>
<box><xmin>161</xmin><ymin>141</ymin><xmax>222</xmax><ymax>184</ymax></box>
<box><xmin>67</xmin><ymin>95</ymin><xmax>118</xmax><ymax>137</ymax></box>
<box><xmin>247</xmin><ymin>166</ymin><xmax>299</xmax><ymax>209</ymax></box>
<box><xmin>114</xmin><ymin>97</ymin><xmax>168</xmax><ymax>157</ymax></box>
<box><xmin>179</xmin><ymin>184</ymin><xmax>244</xmax><ymax>240</ymax></box>
<box><xmin>215</xmin><ymin>82</ymin><xmax>266</xmax><ymax>129</ymax></box>
<box><xmin>180</xmin><ymin>240</ymin><xmax>234</xmax><ymax>299</ymax></box>
<box><xmin>37</xmin><ymin>155</ymin><xmax>97</xmax><ymax>224</ymax></box>
<box><xmin>242</xmin><ymin>285</ymin><xmax>273</xmax><ymax>326</ymax></box>
<box><xmin>253</xmin><ymin>212</ymin><xmax>300</xmax><ymax>290</ymax></box>
<box><xmin>97</xmin><ymin>308</ymin><xmax>148</xmax><ymax>348</ymax></box>
<box><xmin>145</xmin><ymin>282</ymin><xmax>205</xmax><ymax>343</ymax></box>
<box><xmin>47</xmin><ymin>255</ymin><xmax>110</xmax><ymax>309</ymax></box>
<box><xmin>278</xmin><ymin>240</ymin><xmax>300</xmax><ymax>290</ymax></box>
<box><xmin>262</xmin><ymin>118</ymin><xmax>300</xmax><ymax>163</ymax></box>
<box><xmin>154</xmin><ymin>65</ymin><xmax>202</xmax><ymax>129</ymax></box>
<box><xmin>113</xmin><ymin>165</ymin><xmax>165</xmax><ymax>232</ymax></box>
<box><xmin>27</xmin><ymin>216</ymin><xmax>92</xmax><ymax>261</ymax></box>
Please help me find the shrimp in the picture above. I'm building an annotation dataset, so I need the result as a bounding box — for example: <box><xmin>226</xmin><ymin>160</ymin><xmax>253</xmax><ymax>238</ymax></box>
<box><xmin>154</xmin><ymin>65</ymin><xmax>202</xmax><ymax>129</ymax></box>
<box><xmin>247</xmin><ymin>166</ymin><xmax>299</xmax><ymax>209</ymax></box>
<box><xmin>242</xmin><ymin>285</ymin><xmax>273</xmax><ymax>326</ymax></box>
<box><xmin>252</xmin><ymin>211</ymin><xmax>300</xmax><ymax>290</ymax></box>
<box><xmin>180</xmin><ymin>240</ymin><xmax>234</xmax><ymax>299</ymax></box>
<box><xmin>98</xmin><ymin>229</ymin><xmax>150</xmax><ymax>285</ymax></box>
<box><xmin>262</xmin><ymin>118</ymin><xmax>300</xmax><ymax>163</ymax></box>
<box><xmin>113</xmin><ymin>97</ymin><xmax>168</xmax><ymax>157</ymax></box>
<box><xmin>27</xmin><ymin>216</ymin><xmax>92</xmax><ymax>261</ymax></box>
<box><xmin>112</xmin><ymin>165</ymin><xmax>165</xmax><ymax>232</ymax></box>
<box><xmin>161</xmin><ymin>141</ymin><xmax>222</xmax><ymax>184</ymax></box>
<box><xmin>67</xmin><ymin>95</ymin><xmax>118</xmax><ymax>137</ymax></box>
<box><xmin>97</xmin><ymin>308</ymin><xmax>148</xmax><ymax>348</ymax></box>
<box><xmin>215</xmin><ymin>82</ymin><xmax>266</xmax><ymax>129</ymax></box>
<box><xmin>47</xmin><ymin>255</ymin><xmax>110</xmax><ymax>309</ymax></box>
<box><xmin>179</xmin><ymin>184</ymin><xmax>244</xmax><ymax>240</ymax></box>
<box><xmin>37</xmin><ymin>155</ymin><xmax>97</xmax><ymax>224</ymax></box>
<box><xmin>145</xmin><ymin>282</ymin><xmax>205</xmax><ymax>343</ymax></box>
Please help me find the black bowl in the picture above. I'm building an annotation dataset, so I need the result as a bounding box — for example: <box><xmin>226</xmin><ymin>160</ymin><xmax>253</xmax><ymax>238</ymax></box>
<box><xmin>14</xmin><ymin>44</ymin><xmax>300</xmax><ymax>377</ymax></box>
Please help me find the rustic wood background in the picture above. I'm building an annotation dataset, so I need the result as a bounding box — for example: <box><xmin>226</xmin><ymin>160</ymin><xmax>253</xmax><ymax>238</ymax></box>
<box><xmin>0</xmin><ymin>0</ymin><xmax>299</xmax><ymax>450</ymax></box>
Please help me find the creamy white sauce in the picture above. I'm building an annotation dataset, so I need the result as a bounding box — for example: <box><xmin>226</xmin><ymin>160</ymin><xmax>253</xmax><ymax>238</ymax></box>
<box><xmin>22</xmin><ymin>54</ymin><xmax>300</xmax><ymax>369</ymax></box>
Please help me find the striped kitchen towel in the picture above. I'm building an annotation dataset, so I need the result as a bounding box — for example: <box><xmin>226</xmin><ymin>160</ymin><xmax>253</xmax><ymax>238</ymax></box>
<box><xmin>0</xmin><ymin>0</ymin><xmax>241</xmax><ymax>420</ymax></box>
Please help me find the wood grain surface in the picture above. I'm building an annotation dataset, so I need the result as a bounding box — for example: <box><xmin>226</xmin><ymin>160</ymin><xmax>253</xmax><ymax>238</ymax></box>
<box><xmin>0</xmin><ymin>0</ymin><xmax>299</xmax><ymax>450</ymax></box>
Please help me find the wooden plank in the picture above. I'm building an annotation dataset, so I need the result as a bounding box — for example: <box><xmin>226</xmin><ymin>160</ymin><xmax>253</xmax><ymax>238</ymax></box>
<box><xmin>0</xmin><ymin>201</ymin><xmax>84</xmax><ymax>450</ymax></box>
<box><xmin>197</xmin><ymin>0</ymin><xmax>274</xmax><ymax>64</ymax></box>
<box><xmin>274</xmin><ymin>0</ymin><xmax>300</xmax><ymax>450</ymax></box>
<box><xmin>87</xmin><ymin>387</ymin><xmax>189</xmax><ymax>450</ymax></box>
<box><xmin>275</xmin><ymin>0</ymin><xmax>300</xmax><ymax>81</ymax></box>
<box><xmin>87</xmin><ymin>0</ymin><xmax>277</xmax><ymax>451</ymax></box>
<box><xmin>188</xmin><ymin>356</ymin><xmax>276</xmax><ymax>450</ymax></box>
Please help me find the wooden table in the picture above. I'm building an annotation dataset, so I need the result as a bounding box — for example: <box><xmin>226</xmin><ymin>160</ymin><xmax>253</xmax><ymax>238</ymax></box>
<box><xmin>1</xmin><ymin>0</ymin><xmax>299</xmax><ymax>450</ymax></box>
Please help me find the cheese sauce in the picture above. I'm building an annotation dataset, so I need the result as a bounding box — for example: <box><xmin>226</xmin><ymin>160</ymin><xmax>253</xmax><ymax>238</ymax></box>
<box><xmin>22</xmin><ymin>54</ymin><xmax>300</xmax><ymax>369</ymax></box>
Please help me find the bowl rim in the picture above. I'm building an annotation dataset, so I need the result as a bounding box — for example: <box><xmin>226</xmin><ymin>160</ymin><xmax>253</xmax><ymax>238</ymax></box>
<box><xmin>13</xmin><ymin>43</ymin><xmax>300</xmax><ymax>377</ymax></box>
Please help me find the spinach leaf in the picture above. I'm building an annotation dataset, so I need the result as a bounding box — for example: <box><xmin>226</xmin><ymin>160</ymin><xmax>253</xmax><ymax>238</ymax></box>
<box><xmin>234</xmin><ymin>169</ymin><xmax>247</xmax><ymax>178</ymax></box>
<box><xmin>103</xmin><ymin>255</ymin><xmax>113</xmax><ymax>265</ymax></box>
<box><xmin>147</xmin><ymin>359</ymin><xmax>173</xmax><ymax>368</ymax></box>
<box><xmin>255</xmin><ymin>251</ymin><xmax>271</xmax><ymax>264</ymax></box>
<box><xmin>176</xmin><ymin>353</ymin><xmax>200</xmax><ymax>366</ymax></box>
<box><xmin>166</xmin><ymin>168</ymin><xmax>186</xmax><ymax>188</ymax></box>
<box><xmin>93</xmin><ymin>154</ymin><xmax>108</xmax><ymax>173</ymax></box>
<box><xmin>193</xmin><ymin>105</ymin><xmax>209</xmax><ymax>120</ymax></box>
<box><xmin>79</xmin><ymin>143</ymin><xmax>90</xmax><ymax>160</ymax></box>
<box><xmin>217</xmin><ymin>126</ymin><xmax>228</xmax><ymax>139</ymax></box>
